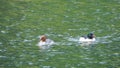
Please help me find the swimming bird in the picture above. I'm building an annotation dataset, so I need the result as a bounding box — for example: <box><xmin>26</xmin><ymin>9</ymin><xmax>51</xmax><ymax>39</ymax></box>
<box><xmin>79</xmin><ymin>33</ymin><xmax>96</xmax><ymax>43</ymax></box>
<box><xmin>37</xmin><ymin>35</ymin><xmax>54</xmax><ymax>49</ymax></box>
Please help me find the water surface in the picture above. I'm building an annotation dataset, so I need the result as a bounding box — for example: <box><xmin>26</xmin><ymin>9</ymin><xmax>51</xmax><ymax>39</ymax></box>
<box><xmin>0</xmin><ymin>0</ymin><xmax>120</xmax><ymax>68</ymax></box>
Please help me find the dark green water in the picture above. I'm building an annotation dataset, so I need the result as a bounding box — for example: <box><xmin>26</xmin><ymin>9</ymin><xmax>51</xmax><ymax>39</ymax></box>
<box><xmin>0</xmin><ymin>0</ymin><xmax>120</xmax><ymax>68</ymax></box>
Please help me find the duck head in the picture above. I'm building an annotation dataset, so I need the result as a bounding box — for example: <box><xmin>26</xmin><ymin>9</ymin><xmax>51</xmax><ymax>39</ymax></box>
<box><xmin>87</xmin><ymin>33</ymin><xmax>95</xmax><ymax>39</ymax></box>
<box><xmin>40</xmin><ymin>35</ymin><xmax>47</xmax><ymax>42</ymax></box>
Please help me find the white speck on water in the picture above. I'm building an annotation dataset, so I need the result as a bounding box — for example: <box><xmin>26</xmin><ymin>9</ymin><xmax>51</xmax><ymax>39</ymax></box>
<box><xmin>21</xmin><ymin>15</ymin><xmax>26</xmax><ymax>21</ymax></box>
<box><xmin>16</xmin><ymin>33</ymin><xmax>21</xmax><ymax>37</ymax></box>
<box><xmin>113</xmin><ymin>53</ymin><xmax>119</xmax><ymax>56</ymax></box>
<box><xmin>1</xmin><ymin>30</ymin><xmax>6</xmax><ymax>34</ymax></box>
<box><xmin>96</xmin><ymin>9</ymin><xmax>101</xmax><ymax>12</ymax></box>
<box><xmin>43</xmin><ymin>66</ymin><xmax>51</xmax><ymax>68</ymax></box>
<box><xmin>0</xmin><ymin>50</ymin><xmax>2</xmax><ymax>52</ymax></box>
<box><xmin>81</xmin><ymin>12</ymin><xmax>86</xmax><ymax>15</ymax></box>
<box><xmin>23</xmin><ymin>39</ymin><xmax>32</xmax><ymax>42</ymax></box>
<box><xmin>28</xmin><ymin>62</ymin><xmax>33</xmax><ymax>65</ymax></box>
<box><xmin>0</xmin><ymin>56</ymin><xmax>7</xmax><ymax>58</ymax></box>
<box><xmin>103</xmin><ymin>12</ymin><xmax>110</xmax><ymax>16</ymax></box>
<box><xmin>99</xmin><ymin>61</ymin><xmax>107</xmax><ymax>64</ymax></box>
<box><xmin>64</xmin><ymin>15</ymin><xmax>69</xmax><ymax>18</ymax></box>
<box><xmin>67</xmin><ymin>9</ymin><xmax>71</xmax><ymax>12</ymax></box>
<box><xmin>19</xmin><ymin>61</ymin><xmax>23</xmax><ymax>65</ymax></box>
<box><xmin>0</xmin><ymin>42</ymin><xmax>2</xmax><ymax>45</ymax></box>
<box><xmin>31</xmin><ymin>10</ymin><xmax>34</xmax><ymax>12</ymax></box>
<box><xmin>38</xmin><ymin>59</ymin><xmax>45</xmax><ymax>62</ymax></box>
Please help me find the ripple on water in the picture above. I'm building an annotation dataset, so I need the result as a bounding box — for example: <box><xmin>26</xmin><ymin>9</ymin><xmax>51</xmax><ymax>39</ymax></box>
<box><xmin>0</xmin><ymin>56</ymin><xmax>8</xmax><ymax>61</ymax></box>
<box><xmin>67</xmin><ymin>37</ymin><xmax>79</xmax><ymax>42</ymax></box>
<box><xmin>0</xmin><ymin>49</ymin><xmax>7</xmax><ymax>52</ymax></box>
<box><xmin>96</xmin><ymin>36</ymin><xmax>113</xmax><ymax>44</ymax></box>
<box><xmin>112</xmin><ymin>37</ymin><xmax>120</xmax><ymax>42</ymax></box>
<box><xmin>68</xmin><ymin>28</ymin><xmax>89</xmax><ymax>31</ymax></box>
<box><xmin>50</xmin><ymin>51</ymin><xmax>65</xmax><ymax>55</ymax></box>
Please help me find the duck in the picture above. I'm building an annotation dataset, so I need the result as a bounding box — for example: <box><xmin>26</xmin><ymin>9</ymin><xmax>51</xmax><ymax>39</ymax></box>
<box><xmin>79</xmin><ymin>33</ymin><xmax>96</xmax><ymax>43</ymax></box>
<box><xmin>37</xmin><ymin>35</ymin><xmax>54</xmax><ymax>48</ymax></box>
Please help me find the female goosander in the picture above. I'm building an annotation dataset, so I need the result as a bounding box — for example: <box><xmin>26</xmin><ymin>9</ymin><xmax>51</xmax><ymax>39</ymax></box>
<box><xmin>79</xmin><ymin>33</ymin><xmax>96</xmax><ymax>43</ymax></box>
<box><xmin>38</xmin><ymin>35</ymin><xmax>54</xmax><ymax>49</ymax></box>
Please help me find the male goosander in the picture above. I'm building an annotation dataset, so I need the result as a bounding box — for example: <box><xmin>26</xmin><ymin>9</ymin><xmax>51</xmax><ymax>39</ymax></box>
<box><xmin>79</xmin><ymin>33</ymin><xmax>96</xmax><ymax>43</ymax></box>
<box><xmin>38</xmin><ymin>35</ymin><xmax>54</xmax><ymax>49</ymax></box>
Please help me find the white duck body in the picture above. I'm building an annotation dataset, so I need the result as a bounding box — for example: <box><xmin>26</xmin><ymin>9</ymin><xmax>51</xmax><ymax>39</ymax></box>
<box><xmin>79</xmin><ymin>37</ymin><xmax>96</xmax><ymax>43</ymax></box>
<box><xmin>38</xmin><ymin>39</ymin><xmax>54</xmax><ymax>49</ymax></box>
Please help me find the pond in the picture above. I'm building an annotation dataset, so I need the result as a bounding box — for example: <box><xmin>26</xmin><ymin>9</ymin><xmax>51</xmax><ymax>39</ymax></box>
<box><xmin>0</xmin><ymin>0</ymin><xmax>120</xmax><ymax>68</ymax></box>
